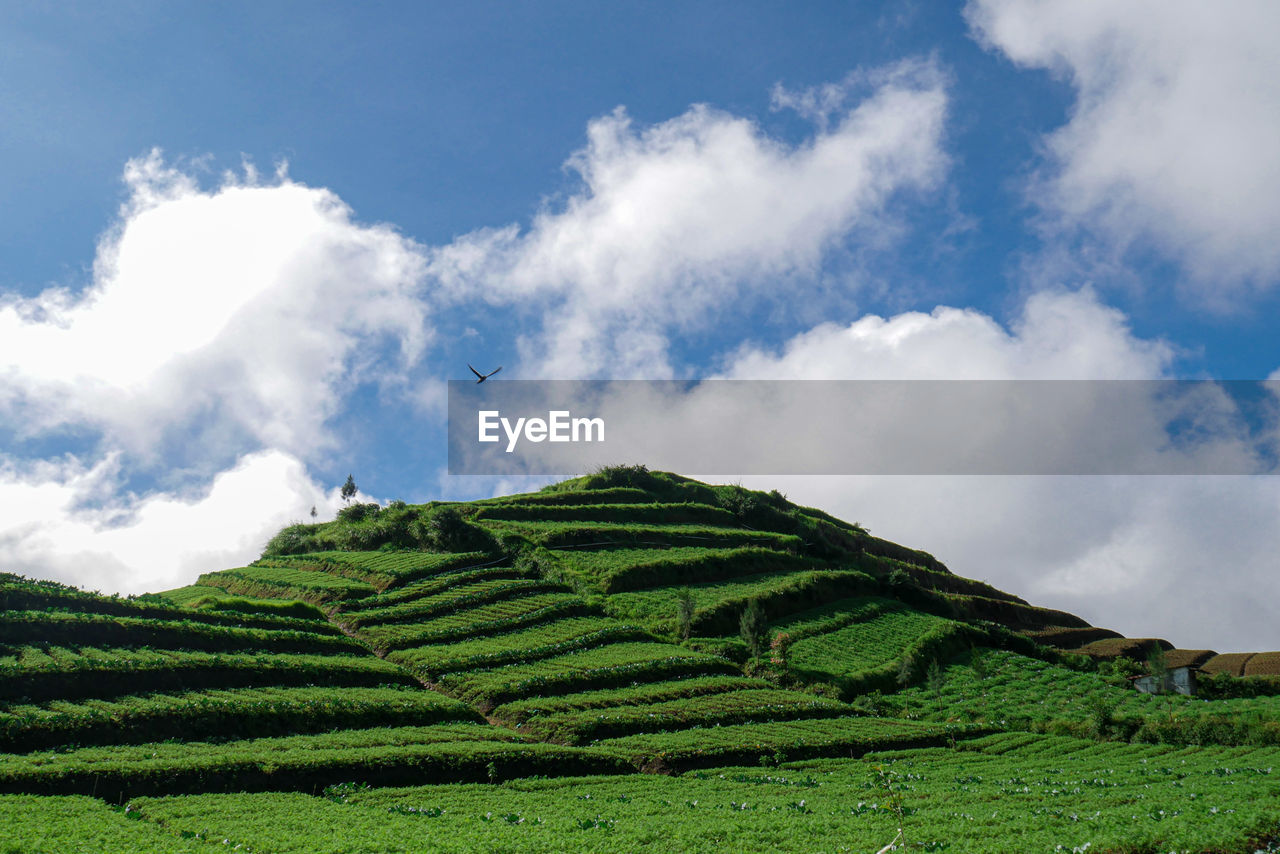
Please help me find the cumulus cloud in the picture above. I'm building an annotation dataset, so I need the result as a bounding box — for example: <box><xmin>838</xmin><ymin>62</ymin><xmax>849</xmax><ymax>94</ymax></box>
<box><xmin>429</xmin><ymin>59</ymin><xmax>950</xmax><ymax>378</ymax></box>
<box><xmin>0</xmin><ymin>150</ymin><xmax>431</xmax><ymax>468</ymax></box>
<box><xmin>965</xmin><ymin>0</ymin><xmax>1280</xmax><ymax>293</ymax></box>
<box><xmin>714</xmin><ymin>289</ymin><xmax>1279</xmax><ymax>651</ymax></box>
<box><xmin>0</xmin><ymin>450</ymin><xmax>337</xmax><ymax>594</ymax></box>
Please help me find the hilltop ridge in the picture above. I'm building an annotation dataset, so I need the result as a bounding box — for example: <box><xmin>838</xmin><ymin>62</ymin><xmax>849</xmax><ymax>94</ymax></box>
<box><xmin>2</xmin><ymin>467</ymin><xmax>1279</xmax><ymax>852</ymax></box>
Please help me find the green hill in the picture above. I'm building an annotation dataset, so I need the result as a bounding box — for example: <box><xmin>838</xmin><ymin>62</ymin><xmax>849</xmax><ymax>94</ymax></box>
<box><xmin>3</xmin><ymin>467</ymin><xmax>1279</xmax><ymax>852</ymax></box>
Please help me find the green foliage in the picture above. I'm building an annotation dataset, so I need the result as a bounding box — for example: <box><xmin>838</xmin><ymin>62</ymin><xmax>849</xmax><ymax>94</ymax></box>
<box><xmin>340</xmin><ymin>474</ymin><xmax>357</xmax><ymax>503</ymax></box>
<box><xmin>550</xmin><ymin>546</ymin><xmax>810</xmax><ymax>595</ymax></box>
<box><xmin>0</xmin><ymin>725</ymin><xmax>628</xmax><ymax>800</ymax></box>
<box><xmin>490</xmin><ymin>676</ymin><xmax>768</xmax><ymax>725</ymax></box>
<box><xmin>0</xmin><ymin>685</ymin><xmax>479</xmax><ymax>753</ymax></box>
<box><xmin>341</xmin><ymin>578</ymin><xmax>564</xmax><ymax>630</ymax></box>
<box><xmin>337</xmin><ymin>502</ymin><xmax>380</xmax><ymax>523</ymax></box>
<box><xmin>675</xmin><ymin>587</ymin><xmax>694</xmax><ymax>641</ymax></box>
<box><xmin>354</xmin><ymin>593</ymin><xmax>590</xmax><ymax>650</ymax></box>
<box><xmin>194</xmin><ymin>565</ymin><xmax>376</xmax><ymax>605</ymax></box>
<box><xmin>604</xmin><ymin>569</ymin><xmax>878</xmax><ymax>636</ymax></box>
<box><xmin>898</xmin><ymin>649</ymin><xmax>1280</xmax><ymax>747</ymax></box>
<box><xmin>436</xmin><ymin>642</ymin><xmax>738</xmax><ymax>711</ymax></box>
<box><xmin>583</xmin><ymin>463</ymin><xmax>655</xmax><ymax>490</ymax></box>
<box><xmin>739</xmin><ymin>598</ymin><xmax>766</xmax><ymax>662</ymax></box>
<box><xmin>57</xmin><ymin>740</ymin><xmax>1277</xmax><ymax>854</ymax></box>
<box><xmin>386</xmin><ymin>618</ymin><xmax>652</xmax><ymax>680</ymax></box>
<box><xmin>514</xmin><ymin>688</ymin><xmax>852</xmax><ymax>745</ymax></box>
<box><xmin>0</xmin><ymin>645</ymin><xmax>414</xmax><ymax>703</ymax></box>
<box><xmin>594</xmin><ymin>716</ymin><xmax>967</xmax><ymax>770</ymax></box>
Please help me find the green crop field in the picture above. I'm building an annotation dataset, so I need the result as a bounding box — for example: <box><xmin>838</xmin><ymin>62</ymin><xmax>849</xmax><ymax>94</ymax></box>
<box><xmin>5</xmin><ymin>470</ymin><xmax>1280</xmax><ymax>852</ymax></box>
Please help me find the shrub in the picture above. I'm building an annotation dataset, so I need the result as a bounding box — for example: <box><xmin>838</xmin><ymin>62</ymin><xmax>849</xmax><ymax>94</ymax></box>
<box><xmin>337</xmin><ymin>503</ymin><xmax>381</xmax><ymax>523</ymax></box>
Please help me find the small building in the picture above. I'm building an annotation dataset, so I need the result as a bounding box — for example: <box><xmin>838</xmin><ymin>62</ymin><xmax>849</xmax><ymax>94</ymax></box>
<box><xmin>1133</xmin><ymin>666</ymin><xmax>1198</xmax><ymax>696</ymax></box>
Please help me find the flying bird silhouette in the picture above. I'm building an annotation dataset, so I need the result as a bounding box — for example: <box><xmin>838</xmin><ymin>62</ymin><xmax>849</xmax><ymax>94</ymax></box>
<box><xmin>468</xmin><ymin>364</ymin><xmax>502</xmax><ymax>383</ymax></box>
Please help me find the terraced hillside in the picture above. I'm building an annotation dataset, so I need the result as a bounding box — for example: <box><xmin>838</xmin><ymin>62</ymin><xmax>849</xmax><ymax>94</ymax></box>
<box><xmin>3</xmin><ymin>467</ymin><xmax>1280</xmax><ymax>852</ymax></box>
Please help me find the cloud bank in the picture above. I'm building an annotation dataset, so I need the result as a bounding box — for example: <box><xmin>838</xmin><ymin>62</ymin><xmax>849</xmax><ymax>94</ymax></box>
<box><xmin>966</xmin><ymin>0</ymin><xmax>1280</xmax><ymax>294</ymax></box>
<box><xmin>430</xmin><ymin>59</ymin><xmax>950</xmax><ymax>377</ymax></box>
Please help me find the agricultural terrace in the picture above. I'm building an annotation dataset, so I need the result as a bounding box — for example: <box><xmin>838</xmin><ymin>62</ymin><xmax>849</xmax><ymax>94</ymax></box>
<box><xmin>4</xmin><ymin>469</ymin><xmax>1280</xmax><ymax>852</ymax></box>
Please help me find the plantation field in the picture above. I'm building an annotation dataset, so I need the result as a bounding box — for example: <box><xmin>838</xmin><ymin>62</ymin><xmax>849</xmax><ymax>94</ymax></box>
<box><xmin>548</xmin><ymin>545</ymin><xmax>812</xmax><ymax>594</ymax></box>
<box><xmin>471</xmin><ymin>501</ymin><xmax>738</xmax><ymax>527</ymax></box>
<box><xmin>0</xmin><ymin>685</ymin><xmax>480</xmax><ymax>753</ymax></box>
<box><xmin>386</xmin><ymin>616</ymin><xmax>651</xmax><ymax>677</ymax></box>
<box><xmin>5</xmin><ymin>469</ymin><xmax>1279</xmax><ymax>853</ymax></box>
<box><xmin>490</xmin><ymin>676</ymin><xmax>771</xmax><ymax>724</ymax></box>
<box><xmin>513</xmin><ymin>688</ymin><xmax>853</xmax><ymax>745</ymax></box>
<box><xmin>151</xmin><ymin>585</ymin><xmax>326</xmax><ymax>620</ymax></box>
<box><xmin>0</xmin><ymin>724</ymin><xmax>630</xmax><ymax>799</ymax></box>
<box><xmin>896</xmin><ymin>649</ymin><xmax>1280</xmax><ymax>746</ymax></box>
<box><xmin>474</xmin><ymin>519</ymin><xmax>803</xmax><ymax>551</ymax></box>
<box><xmin>342</xmin><ymin>578</ymin><xmax>564</xmax><ymax>629</ymax></box>
<box><xmin>0</xmin><ymin>645</ymin><xmax>415</xmax><ymax>702</ymax></box>
<box><xmin>0</xmin><ymin>609</ymin><xmax>360</xmax><ymax>655</ymax></box>
<box><xmin>436</xmin><ymin>641</ymin><xmax>738</xmax><ymax>709</ymax></box>
<box><xmin>193</xmin><ymin>565</ymin><xmax>376</xmax><ymax>604</ymax></box>
<box><xmin>352</xmin><ymin>591</ymin><xmax>590</xmax><ymax>649</ymax></box>
<box><xmin>336</xmin><ymin>562</ymin><xmax>525</xmax><ymax>613</ymax></box>
<box><xmin>787</xmin><ymin>607</ymin><xmax>962</xmax><ymax>683</ymax></box>
<box><xmin>8</xmin><ymin>733</ymin><xmax>1280</xmax><ymax>853</ymax></box>
<box><xmin>604</xmin><ymin>568</ymin><xmax>878</xmax><ymax>635</ymax></box>
<box><xmin>256</xmin><ymin>550</ymin><xmax>496</xmax><ymax>590</ymax></box>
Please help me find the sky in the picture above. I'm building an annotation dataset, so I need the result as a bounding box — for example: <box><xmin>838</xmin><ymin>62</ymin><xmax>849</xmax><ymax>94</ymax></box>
<box><xmin>2</xmin><ymin>0</ymin><xmax>1279</xmax><ymax>651</ymax></box>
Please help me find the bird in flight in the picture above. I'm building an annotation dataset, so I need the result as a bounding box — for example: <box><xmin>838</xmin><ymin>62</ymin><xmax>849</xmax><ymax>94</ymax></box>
<box><xmin>468</xmin><ymin>364</ymin><xmax>502</xmax><ymax>383</ymax></box>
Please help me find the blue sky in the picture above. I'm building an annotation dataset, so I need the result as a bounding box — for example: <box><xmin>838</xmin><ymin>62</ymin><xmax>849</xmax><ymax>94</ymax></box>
<box><xmin>2</xmin><ymin>1</ymin><xmax>1278</xmax><ymax>651</ymax></box>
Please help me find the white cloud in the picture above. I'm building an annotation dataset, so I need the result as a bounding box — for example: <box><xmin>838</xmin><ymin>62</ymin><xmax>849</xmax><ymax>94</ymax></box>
<box><xmin>429</xmin><ymin>59</ymin><xmax>950</xmax><ymax>378</ymax></box>
<box><xmin>0</xmin><ymin>150</ymin><xmax>431</xmax><ymax>466</ymax></box>
<box><xmin>721</xmin><ymin>287</ymin><xmax>1173</xmax><ymax>380</ymax></box>
<box><xmin>0</xmin><ymin>450</ymin><xmax>337</xmax><ymax>594</ymax></box>
<box><xmin>966</xmin><ymin>0</ymin><xmax>1280</xmax><ymax>292</ymax></box>
<box><xmin>716</xmin><ymin>289</ymin><xmax>1279</xmax><ymax>651</ymax></box>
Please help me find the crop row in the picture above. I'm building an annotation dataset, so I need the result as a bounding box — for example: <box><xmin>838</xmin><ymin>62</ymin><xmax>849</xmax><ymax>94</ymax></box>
<box><xmin>594</xmin><ymin>716</ymin><xmax>963</xmax><ymax>771</ymax></box>
<box><xmin>475</xmin><ymin>519</ymin><xmax>803</xmax><ymax>552</ymax></box>
<box><xmin>789</xmin><ymin>607</ymin><xmax>956</xmax><ymax>677</ymax></box>
<box><xmin>155</xmin><ymin>586</ymin><xmax>327</xmax><ymax>620</ymax></box>
<box><xmin>256</xmin><ymin>550</ymin><xmax>494</xmax><ymax>590</ymax></box>
<box><xmin>354</xmin><ymin>593</ymin><xmax>591</xmax><ymax>650</ymax></box>
<box><xmin>491</xmin><ymin>676</ymin><xmax>771</xmax><ymax>725</ymax></box>
<box><xmin>342</xmin><ymin>579</ymin><xmax>565</xmax><ymax>629</ymax></box>
<box><xmin>771</xmin><ymin>596</ymin><xmax>899</xmax><ymax>642</ymax></box>
<box><xmin>516</xmin><ymin>688</ymin><xmax>854</xmax><ymax>745</ymax></box>
<box><xmin>0</xmin><ymin>646</ymin><xmax>414</xmax><ymax>702</ymax></box>
<box><xmin>0</xmin><ymin>685</ymin><xmax>479</xmax><ymax>753</ymax></box>
<box><xmin>471</xmin><ymin>501</ymin><xmax>738</xmax><ymax>527</ymax></box>
<box><xmin>195</xmin><ymin>566</ymin><xmax>376</xmax><ymax>604</ymax></box>
<box><xmin>0</xmin><ymin>724</ymin><xmax>630</xmax><ymax>800</ymax></box>
<box><xmin>1073</xmin><ymin>636</ymin><xmax>1174</xmax><ymax>659</ymax></box>
<box><xmin>436</xmin><ymin>642</ymin><xmax>739</xmax><ymax>711</ymax></box>
<box><xmin>551</xmin><ymin>546</ymin><xmax>812</xmax><ymax>595</ymax></box>
<box><xmin>469</xmin><ymin>486</ymin><xmax>655</xmax><ymax>506</ymax></box>
<box><xmin>604</xmin><ymin>569</ymin><xmax>879</xmax><ymax>636</ymax></box>
<box><xmin>944</xmin><ymin>592</ymin><xmax>1090</xmax><ymax>630</ymax></box>
<box><xmin>0</xmin><ymin>610</ymin><xmax>360</xmax><ymax>656</ymax></box>
<box><xmin>871</xmin><ymin>559</ymin><xmax>1024</xmax><ymax>603</ymax></box>
<box><xmin>1021</xmin><ymin>624</ymin><xmax>1124</xmax><ymax>648</ymax></box>
<box><xmin>385</xmin><ymin>617</ymin><xmax>652</xmax><ymax>678</ymax></box>
<box><xmin>1</xmin><ymin>572</ymin><xmax>338</xmax><ymax>633</ymax></box>
<box><xmin>337</xmin><ymin>563</ymin><xmax>524</xmax><ymax>613</ymax></box>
